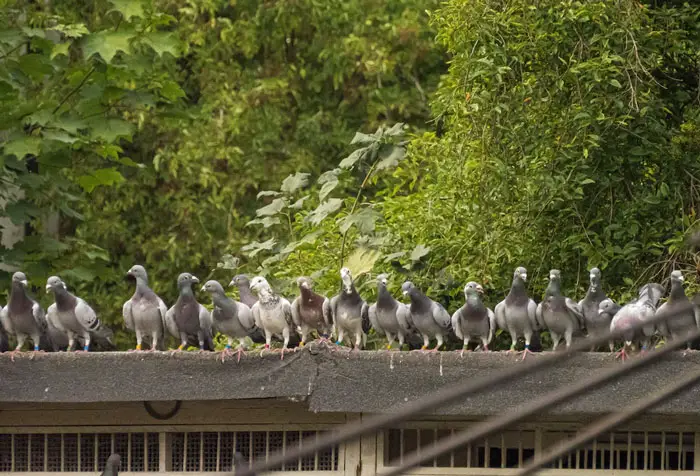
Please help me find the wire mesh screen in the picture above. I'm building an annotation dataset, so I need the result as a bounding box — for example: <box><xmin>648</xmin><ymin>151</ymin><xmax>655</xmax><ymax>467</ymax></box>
<box><xmin>542</xmin><ymin>430</ymin><xmax>695</xmax><ymax>471</ymax></box>
<box><xmin>0</xmin><ymin>432</ymin><xmax>159</xmax><ymax>472</ymax></box>
<box><xmin>169</xmin><ymin>430</ymin><xmax>340</xmax><ymax>472</ymax></box>
<box><xmin>384</xmin><ymin>428</ymin><xmax>536</xmax><ymax>468</ymax></box>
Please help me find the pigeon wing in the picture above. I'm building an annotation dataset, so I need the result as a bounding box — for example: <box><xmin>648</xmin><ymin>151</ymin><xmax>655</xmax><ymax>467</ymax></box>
<box><xmin>164</xmin><ymin>305</ymin><xmax>180</xmax><ymax>340</ymax></box>
<box><xmin>565</xmin><ymin>297</ymin><xmax>584</xmax><ymax>328</ymax></box>
<box><xmin>368</xmin><ymin>303</ymin><xmax>381</xmax><ymax>334</ymax></box>
<box><xmin>361</xmin><ymin>302</ymin><xmax>370</xmax><ymax>334</ymax></box>
<box><xmin>281</xmin><ymin>298</ymin><xmax>294</xmax><ymax>328</ymax></box>
<box><xmin>432</xmin><ymin>302</ymin><xmax>452</xmax><ymax>330</ymax></box>
<box><xmin>291</xmin><ymin>297</ymin><xmax>303</xmax><ymax>327</ymax></box>
<box><xmin>451</xmin><ymin>308</ymin><xmax>463</xmax><ymax>340</ymax></box>
<box><xmin>527</xmin><ymin>299</ymin><xmax>540</xmax><ymax>329</ymax></box>
<box><xmin>122</xmin><ymin>300</ymin><xmax>135</xmax><ymax>331</ymax></box>
<box><xmin>237</xmin><ymin>302</ymin><xmax>257</xmax><ymax>333</ymax></box>
<box><xmin>494</xmin><ymin>300</ymin><xmax>507</xmax><ymax>330</ymax></box>
<box><xmin>396</xmin><ymin>303</ymin><xmax>414</xmax><ymax>333</ymax></box>
<box><xmin>251</xmin><ymin>302</ymin><xmax>263</xmax><ymax>330</ymax></box>
<box><xmin>487</xmin><ymin>307</ymin><xmax>496</xmax><ymax>344</ymax></box>
<box><xmin>198</xmin><ymin>303</ymin><xmax>215</xmax><ymax>350</ymax></box>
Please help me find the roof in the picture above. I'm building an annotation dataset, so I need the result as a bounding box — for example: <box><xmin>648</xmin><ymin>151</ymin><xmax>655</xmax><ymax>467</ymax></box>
<box><xmin>2</xmin><ymin>347</ymin><xmax>700</xmax><ymax>416</ymax></box>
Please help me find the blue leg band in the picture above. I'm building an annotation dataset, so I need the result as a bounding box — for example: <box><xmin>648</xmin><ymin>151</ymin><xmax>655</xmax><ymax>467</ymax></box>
<box><xmin>83</xmin><ymin>345</ymin><xmax>89</xmax><ymax>351</ymax></box>
<box><xmin>225</xmin><ymin>344</ymin><xmax>232</xmax><ymax>350</ymax></box>
<box><xmin>34</xmin><ymin>345</ymin><xmax>39</xmax><ymax>351</ymax></box>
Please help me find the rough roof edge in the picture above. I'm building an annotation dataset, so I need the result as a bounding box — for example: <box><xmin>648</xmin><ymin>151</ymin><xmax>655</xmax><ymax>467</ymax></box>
<box><xmin>2</xmin><ymin>347</ymin><xmax>700</xmax><ymax>416</ymax></box>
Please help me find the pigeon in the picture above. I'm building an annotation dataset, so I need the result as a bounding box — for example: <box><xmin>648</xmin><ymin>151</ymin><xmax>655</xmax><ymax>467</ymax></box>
<box><xmin>401</xmin><ymin>281</ymin><xmax>451</xmax><ymax>351</ymax></box>
<box><xmin>291</xmin><ymin>277</ymin><xmax>332</xmax><ymax>345</ymax></box>
<box><xmin>536</xmin><ymin>269</ymin><xmax>584</xmax><ymax>351</ymax></box>
<box><xmin>451</xmin><ymin>282</ymin><xmax>496</xmax><ymax>354</ymax></box>
<box><xmin>494</xmin><ymin>266</ymin><xmax>539</xmax><ymax>359</ymax></box>
<box><xmin>229</xmin><ymin>274</ymin><xmax>266</xmax><ymax>344</ymax></box>
<box><xmin>164</xmin><ymin>273</ymin><xmax>214</xmax><ymax>351</ymax></box>
<box><xmin>368</xmin><ymin>273</ymin><xmax>414</xmax><ymax>350</ymax></box>
<box><xmin>0</xmin><ymin>271</ymin><xmax>51</xmax><ymax>359</ymax></box>
<box><xmin>0</xmin><ymin>304</ymin><xmax>8</xmax><ymax>353</ymax></box>
<box><xmin>657</xmin><ymin>271</ymin><xmax>698</xmax><ymax>352</ymax></box>
<box><xmin>596</xmin><ymin>298</ymin><xmax>621</xmax><ymax>352</ymax></box>
<box><xmin>101</xmin><ymin>454</ymin><xmax>121</xmax><ymax>476</ymax></box>
<box><xmin>45</xmin><ymin>276</ymin><xmax>114</xmax><ymax>352</ymax></box>
<box><xmin>249</xmin><ymin>276</ymin><xmax>295</xmax><ymax>359</ymax></box>
<box><xmin>201</xmin><ymin>279</ymin><xmax>257</xmax><ymax>362</ymax></box>
<box><xmin>122</xmin><ymin>265</ymin><xmax>167</xmax><ymax>351</ymax></box>
<box><xmin>610</xmin><ymin>282</ymin><xmax>665</xmax><ymax>360</ymax></box>
<box><xmin>327</xmin><ymin>267</ymin><xmax>370</xmax><ymax>350</ymax></box>
<box><xmin>578</xmin><ymin>267</ymin><xmax>612</xmax><ymax>351</ymax></box>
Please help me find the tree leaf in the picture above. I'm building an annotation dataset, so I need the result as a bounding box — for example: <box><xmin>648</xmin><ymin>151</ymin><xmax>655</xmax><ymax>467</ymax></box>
<box><xmin>318</xmin><ymin>168</ymin><xmax>341</xmax><ymax>184</ymax></box>
<box><xmin>3</xmin><ymin>136</ymin><xmax>41</xmax><ymax>158</ymax></box>
<box><xmin>42</xmin><ymin>130</ymin><xmax>79</xmax><ymax>144</ymax></box>
<box><xmin>339</xmin><ymin>208</ymin><xmax>379</xmax><ymax>234</ymax></box>
<box><xmin>142</xmin><ymin>32</ymin><xmax>180</xmax><ymax>57</ymax></box>
<box><xmin>256</xmin><ymin>197</ymin><xmax>288</xmax><ymax>217</ymax></box>
<box><xmin>83</xmin><ymin>31</ymin><xmax>134</xmax><ymax>62</ymax></box>
<box><xmin>306</xmin><ymin>198</ymin><xmax>343</xmax><ymax>225</ymax></box>
<box><xmin>281</xmin><ymin>230</ymin><xmax>323</xmax><ymax>253</ymax></box>
<box><xmin>374</xmin><ymin>145</ymin><xmax>406</xmax><ymax>171</ymax></box>
<box><xmin>241</xmin><ymin>238</ymin><xmax>276</xmax><ymax>257</ymax></box>
<box><xmin>288</xmin><ymin>195</ymin><xmax>309</xmax><ymax>209</ymax></box>
<box><xmin>382</xmin><ymin>251</ymin><xmax>406</xmax><ymax>263</ymax></box>
<box><xmin>246</xmin><ymin>216</ymin><xmax>281</xmax><ymax>228</ymax></box>
<box><xmin>319</xmin><ymin>175</ymin><xmax>339</xmax><ymax>201</ymax></box>
<box><xmin>89</xmin><ymin>118</ymin><xmax>134</xmax><ymax>142</ymax></box>
<box><xmin>410</xmin><ymin>244</ymin><xmax>431</xmax><ymax>261</ymax></box>
<box><xmin>343</xmin><ymin>247</ymin><xmax>382</xmax><ymax>278</ymax></box>
<box><xmin>339</xmin><ymin>146</ymin><xmax>367</xmax><ymax>169</ymax></box>
<box><xmin>280</xmin><ymin>172</ymin><xmax>310</xmax><ymax>194</ymax></box>
<box><xmin>3</xmin><ymin>200</ymin><xmax>41</xmax><ymax>225</ymax></box>
<box><xmin>384</xmin><ymin>122</ymin><xmax>406</xmax><ymax>136</ymax></box>
<box><xmin>257</xmin><ymin>190</ymin><xmax>281</xmax><ymax>198</ymax></box>
<box><xmin>350</xmin><ymin>131</ymin><xmax>377</xmax><ymax>145</ymax></box>
<box><xmin>216</xmin><ymin>254</ymin><xmax>239</xmax><ymax>270</ymax></box>
<box><xmin>76</xmin><ymin>168</ymin><xmax>125</xmax><ymax>192</ymax></box>
<box><xmin>108</xmin><ymin>0</ymin><xmax>144</xmax><ymax>19</ymax></box>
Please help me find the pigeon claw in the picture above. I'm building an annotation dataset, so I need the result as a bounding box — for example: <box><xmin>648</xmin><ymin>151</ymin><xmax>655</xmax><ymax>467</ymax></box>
<box><xmin>519</xmin><ymin>348</ymin><xmax>534</xmax><ymax>361</ymax></box>
<box><xmin>9</xmin><ymin>349</ymin><xmax>23</xmax><ymax>362</ymax></box>
<box><xmin>218</xmin><ymin>348</ymin><xmax>233</xmax><ymax>363</ymax></box>
<box><xmin>280</xmin><ymin>348</ymin><xmax>293</xmax><ymax>360</ymax></box>
<box><xmin>615</xmin><ymin>348</ymin><xmax>629</xmax><ymax>361</ymax></box>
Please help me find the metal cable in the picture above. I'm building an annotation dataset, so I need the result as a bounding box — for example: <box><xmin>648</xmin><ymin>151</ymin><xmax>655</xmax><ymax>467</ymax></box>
<box><xmin>237</xmin><ymin>301</ymin><xmax>694</xmax><ymax>476</ymax></box>
<box><xmin>381</xmin><ymin>328</ymin><xmax>700</xmax><ymax>476</ymax></box>
<box><xmin>517</xmin><ymin>367</ymin><xmax>700</xmax><ymax>475</ymax></box>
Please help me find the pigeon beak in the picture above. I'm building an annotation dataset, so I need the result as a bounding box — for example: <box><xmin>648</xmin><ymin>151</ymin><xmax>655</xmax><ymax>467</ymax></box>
<box><xmin>679</xmin><ymin>276</ymin><xmax>685</xmax><ymax>283</ymax></box>
<box><xmin>228</xmin><ymin>280</ymin><xmax>235</xmax><ymax>287</ymax></box>
<box><xmin>476</xmin><ymin>286</ymin><xmax>484</xmax><ymax>295</ymax></box>
<box><xmin>200</xmin><ymin>285</ymin><xmax>206</xmax><ymax>292</ymax></box>
<box><xmin>589</xmin><ymin>274</ymin><xmax>596</xmax><ymax>281</ymax></box>
<box><xmin>549</xmin><ymin>274</ymin><xmax>556</xmax><ymax>280</ymax></box>
<box><xmin>20</xmin><ymin>279</ymin><xmax>28</xmax><ymax>286</ymax></box>
<box><xmin>45</xmin><ymin>284</ymin><xmax>51</xmax><ymax>292</ymax></box>
<box><xmin>521</xmin><ymin>273</ymin><xmax>527</xmax><ymax>282</ymax></box>
<box><xmin>402</xmin><ymin>290</ymin><xmax>408</xmax><ymax>296</ymax></box>
<box><xmin>191</xmin><ymin>276</ymin><xmax>200</xmax><ymax>284</ymax></box>
<box><xmin>381</xmin><ymin>279</ymin><xmax>388</xmax><ymax>286</ymax></box>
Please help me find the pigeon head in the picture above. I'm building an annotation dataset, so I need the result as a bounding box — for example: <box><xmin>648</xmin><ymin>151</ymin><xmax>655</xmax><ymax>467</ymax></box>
<box><xmin>229</xmin><ymin>274</ymin><xmax>250</xmax><ymax>288</ymax></box>
<box><xmin>513</xmin><ymin>267</ymin><xmax>527</xmax><ymax>282</ymax></box>
<box><xmin>201</xmin><ymin>280</ymin><xmax>225</xmax><ymax>295</ymax></box>
<box><xmin>376</xmin><ymin>273</ymin><xmax>389</xmax><ymax>288</ymax></box>
<box><xmin>463</xmin><ymin>281</ymin><xmax>482</xmax><ymax>297</ymax></box>
<box><xmin>249</xmin><ymin>276</ymin><xmax>271</xmax><ymax>295</ymax></box>
<box><xmin>177</xmin><ymin>272</ymin><xmax>200</xmax><ymax>290</ymax></box>
<box><xmin>598</xmin><ymin>298</ymin><xmax>618</xmax><ymax>316</ymax></box>
<box><xmin>296</xmin><ymin>276</ymin><xmax>313</xmax><ymax>290</ymax></box>
<box><xmin>127</xmin><ymin>265</ymin><xmax>148</xmax><ymax>282</ymax></box>
<box><xmin>401</xmin><ymin>281</ymin><xmax>417</xmax><ymax>297</ymax></box>
<box><xmin>45</xmin><ymin>276</ymin><xmax>67</xmax><ymax>293</ymax></box>
<box><xmin>670</xmin><ymin>270</ymin><xmax>684</xmax><ymax>284</ymax></box>
<box><xmin>589</xmin><ymin>267</ymin><xmax>601</xmax><ymax>291</ymax></box>
<box><xmin>339</xmin><ymin>267</ymin><xmax>353</xmax><ymax>289</ymax></box>
<box><xmin>106</xmin><ymin>453</ymin><xmax>121</xmax><ymax>470</ymax></box>
<box><xmin>11</xmin><ymin>272</ymin><xmax>28</xmax><ymax>287</ymax></box>
<box><xmin>548</xmin><ymin>269</ymin><xmax>561</xmax><ymax>282</ymax></box>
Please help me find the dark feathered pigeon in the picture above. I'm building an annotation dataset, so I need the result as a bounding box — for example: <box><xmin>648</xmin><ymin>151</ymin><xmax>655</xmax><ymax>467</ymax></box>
<box><xmin>101</xmin><ymin>454</ymin><xmax>121</xmax><ymax>476</ymax></box>
<box><xmin>451</xmin><ymin>282</ymin><xmax>496</xmax><ymax>354</ymax></box>
<box><xmin>656</xmin><ymin>271</ymin><xmax>698</xmax><ymax>353</ymax></box>
<box><xmin>368</xmin><ymin>274</ymin><xmax>414</xmax><ymax>350</ymax></box>
<box><xmin>291</xmin><ymin>277</ymin><xmax>332</xmax><ymax>345</ymax></box>
<box><xmin>327</xmin><ymin>268</ymin><xmax>370</xmax><ymax>350</ymax></box>
<box><xmin>45</xmin><ymin>276</ymin><xmax>114</xmax><ymax>352</ymax></box>
<box><xmin>1</xmin><ymin>271</ymin><xmax>51</xmax><ymax>359</ymax></box>
<box><xmin>401</xmin><ymin>281</ymin><xmax>451</xmax><ymax>351</ymax></box>
<box><xmin>249</xmin><ymin>276</ymin><xmax>296</xmax><ymax>359</ymax></box>
<box><xmin>494</xmin><ymin>266</ymin><xmax>539</xmax><ymax>359</ymax></box>
<box><xmin>578</xmin><ymin>267</ymin><xmax>611</xmax><ymax>350</ymax></box>
<box><xmin>536</xmin><ymin>269</ymin><xmax>584</xmax><ymax>351</ymax></box>
<box><xmin>122</xmin><ymin>265</ymin><xmax>167</xmax><ymax>351</ymax></box>
<box><xmin>230</xmin><ymin>274</ymin><xmax>265</xmax><ymax>344</ymax></box>
<box><xmin>201</xmin><ymin>280</ymin><xmax>257</xmax><ymax>362</ymax></box>
<box><xmin>610</xmin><ymin>283</ymin><xmax>665</xmax><ymax>360</ymax></box>
<box><xmin>164</xmin><ymin>273</ymin><xmax>214</xmax><ymax>351</ymax></box>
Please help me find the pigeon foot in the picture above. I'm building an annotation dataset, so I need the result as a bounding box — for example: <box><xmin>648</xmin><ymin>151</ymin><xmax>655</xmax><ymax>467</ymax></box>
<box><xmin>218</xmin><ymin>348</ymin><xmax>233</xmax><ymax>363</ymax></box>
<box><xmin>519</xmin><ymin>348</ymin><xmax>534</xmax><ymax>361</ymax></box>
<box><xmin>29</xmin><ymin>350</ymin><xmax>45</xmax><ymax>360</ymax></box>
<box><xmin>280</xmin><ymin>348</ymin><xmax>294</xmax><ymax>360</ymax></box>
<box><xmin>615</xmin><ymin>348</ymin><xmax>629</xmax><ymax>361</ymax></box>
<box><xmin>9</xmin><ymin>349</ymin><xmax>24</xmax><ymax>362</ymax></box>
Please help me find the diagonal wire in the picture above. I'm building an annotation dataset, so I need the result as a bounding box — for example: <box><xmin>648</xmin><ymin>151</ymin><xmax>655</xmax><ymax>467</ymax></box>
<box><xmin>517</xmin><ymin>366</ymin><xmax>700</xmax><ymax>475</ymax></box>
<box><xmin>237</xmin><ymin>302</ymin><xmax>694</xmax><ymax>476</ymax></box>
<box><xmin>380</xmin><ymin>328</ymin><xmax>700</xmax><ymax>476</ymax></box>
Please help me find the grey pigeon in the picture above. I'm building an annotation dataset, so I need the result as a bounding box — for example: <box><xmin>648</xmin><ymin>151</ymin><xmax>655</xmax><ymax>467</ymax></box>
<box><xmin>164</xmin><ymin>273</ymin><xmax>214</xmax><ymax>351</ymax></box>
<box><xmin>0</xmin><ymin>304</ymin><xmax>8</xmax><ymax>353</ymax></box>
<box><xmin>291</xmin><ymin>277</ymin><xmax>332</xmax><ymax>345</ymax></box>
<box><xmin>578</xmin><ymin>268</ymin><xmax>612</xmax><ymax>351</ymax></box>
<box><xmin>327</xmin><ymin>267</ymin><xmax>370</xmax><ymax>349</ymax></box>
<box><xmin>451</xmin><ymin>282</ymin><xmax>496</xmax><ymax>354</ymax></box>
<box><xmin>401</xmin><ymin>281</ymin><xmax>451</xmax><ymax>351</ymax></box>
<box><xmin>249</xmin><ymin>276</ymin><xmax>295</xmax><ymax>359</ymax></box>
<box><xmin>1</xmin><ymin>271</ymin><xmax>51</xmax><ymax>359</ymax></box>
<box><xmin>101</xmin><ymin>454</ymin><xmax>121</xmax><ymax>476</ymax></box>
<box><xmin>201</xmin><ymin>279</ymin><xmax>257</xmax><ymax>362</ymax></box>
<box><xmin>368</xmin><ymin>274</ymin><xmax>414</xmax><ymax>350</ymax></box>
<box><xmin>494</xmin><ymin>266</ymin><xmax>539</xmax><ymax>359</ymax></box>
<box><xmin>596</xmin><ymin>298</ymin><xmax>621</xmax><ymax>352</ymax></box>
<box><xmin>122</xmin><ymin>265</ymin><xmax>167</xmax><ymax>351</ymax></box>
<box><xmin>610</xmin><ymin>283</ymin><xmax>665</xmax><ymax>360</ymax></box>
<box><xmin>229</xmin><ymin>274</ymin><xmax>266</xmax><ymax>344</ymax></box>
<box><xmin>536</xmin><ymin>269</ymin><xmax>584</xmax><ymax>351</ymax></box>
<box><xmin>45</xmin><ymin>276</ymin><xmax>114</xmax><ymax>351</ymax></box>
<box><xmin>657</xmin><ymin>271</ymin><xmax>698</xmax><ymax>352</ymax></box>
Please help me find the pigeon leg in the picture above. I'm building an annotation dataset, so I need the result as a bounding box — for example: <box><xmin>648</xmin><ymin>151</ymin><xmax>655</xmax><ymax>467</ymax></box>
<box><xmin>459</xmin><ymin>337</ymin><xmax>472</xmax><ymax>357</ymax></box>
<box><xmin>280</xmin><ymin>329</ymin><xmax>291</xmax><ymax>360</ymax></box>
<box><xmin>608</xmin><ymin>340</ymin><xmax>615</xmax><ymax>354</ymax></box>
<box><xmin>75</xmin><ymin>333</ymin><xmax>90</xmax><ymax>353</ymax></box>
<box><xmin>335</xmin><ymin>329</ymin><xmax>345</xmax><ymax>348</ymax></box>
<box><xmin>506</xmin><ymin>330</ymin><xmax>518</xmax><ymax>353</ymax></box>
<box><xmin>219</xmin><ymin>345</ymin><xmax>233</xmax><ymax>363</ymax></box>
<box><xmin>551</xmin><ymin>331</ymin><xmax>560</xmax><ymax>352</ymax></box>
<box><xmin>564</xmin><ymin>329</ymin><xmax>573</xmax><ymax>350</ymax></box>
<box><xmin>385</xmin><ymin>332</ymin><xmax>395</xmax><ymax>351</ymax></box>
<box><xmin>30</xmin><ymin>342</ymin><xmax>44</xmax><ymax>360</ymax></box>
<box><xmin>519</xmin><ymin>344</ymin><xmax>534</xmax><ymax>361</ymax></box>
<box><xmin>9</xmin><ymin>339</ymin><xmax>25</xmax><ymax>362</ymax></box>
<box><xmin>397</xmin><ymin>332</ymin><xmax>406</xmax><ymax>350</ymax></box>
<box><xmin>480</xmin><ymin>336</ymin><xmax>490</xmax><ymax>352</ymax></box>
<box><xmin>615</xmin><ymin>342</ymin><xmax>632</xmax><ymax>361</ymax></box>
<box><xmin>129</xmin><ymin>331</ymin><xmax>144</xmax><ymax>352</ymax></box>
